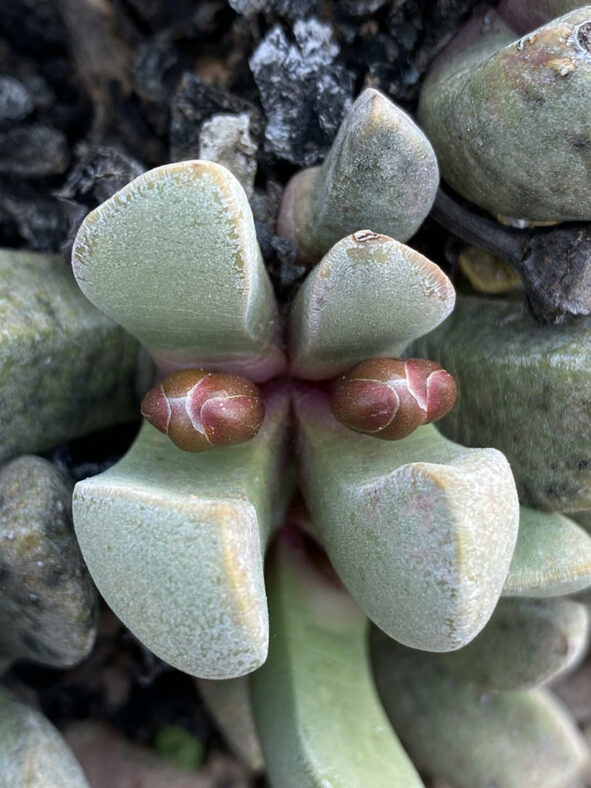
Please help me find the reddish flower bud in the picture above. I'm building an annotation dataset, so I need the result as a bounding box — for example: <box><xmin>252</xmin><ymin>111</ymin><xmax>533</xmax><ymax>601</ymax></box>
<box><xmin>140</xmin><ymin>369</ymin><xmax>265</xmax><ymax>452</ymax></box>
<box><xmin>330</xmin><ymin>358</ymin><xmax>457</xmax><ymax>440</ymax></box>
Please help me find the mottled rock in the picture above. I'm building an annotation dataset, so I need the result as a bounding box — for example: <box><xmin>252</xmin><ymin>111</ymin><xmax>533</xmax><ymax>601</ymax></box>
<box><xmin>0</xmin><ymin>249</ymin><xmax>142</xmax><ymax>462</ymax></box>
<box><xmin>170</xmin><ymin>73</ymin><xmax>263</xmax><ymax>163</ymax></box>
<box><xmin>249</xmin><ymin>19</ymin><xmax>353</xmax><ymax>166</ymax></box>
<box><xmin>228</xmin><ymin>0</ymin><xmax>268</xmax><ymax>12</ymax></box>
<box><xmin>58</xmin><ymin>146</ymin><xmax>144</xmax><ymax>210</ymax></box>
<box><xmin>418</xmin><ymin>7</ymin><xmax>591</xmax><ymax>223</ymax></box>
<box><xmin>0</xmin><ymin>123</ymin><xmax>68</xmax><ymax>178</ymax></box>
<box><xmin>0</xmin><ymin>687</ymin><xmax>89</xmax><ymax>787</ymax></box>
<box><xmin>0</xmin><ymin>76</ymin><xmax>33</xmax><ymax>126</ymax></box>
<box><xmin>415</xmin><ymin>296</ymin><xmax>591</xmax><ymax>511</ymax></box>
<box><xmin>0</xmin><ymin>456</ymin><xmax>97</xmax><ymax>670</ymax></box>
<box><xmin>199</xmin><ymin>113</ymin><xmax>257</xmax><ymax>198</ymax></box>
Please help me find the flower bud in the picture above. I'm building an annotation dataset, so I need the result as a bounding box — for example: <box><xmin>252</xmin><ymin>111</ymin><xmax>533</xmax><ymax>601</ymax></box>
<box><xmin>330</xmin><ymin>358</ymin><xmax>457</xmax><ymax>440</ymax></box>
<box><xmin>140</xmin><ymin>369</ymin><xmax>265</xmax><ymax>452</ymax></box>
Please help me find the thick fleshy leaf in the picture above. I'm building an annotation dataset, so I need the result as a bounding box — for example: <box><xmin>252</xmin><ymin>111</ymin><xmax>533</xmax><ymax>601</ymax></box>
<box><xmin>72</xmin><ymin>160</ymin><xmax>284</xmax><ymax>381</ymax></box>
<box><xmin>416</xmin><ymin>296</ymin><xmax>591</xmax><ymax>511</ymax></box>
<box><xmin>0</xmin><ymin>249</ymin><xmax>142</xmax><ymax>463</ymax></box>
<box><xmin>0</xmin><ymin>456</ymin><xmax>97</xmax><ymax>670</ymax></box>
<box><xmin>289</xmin><ymin>232</ymin><xmax>454</xmax><ymax>380</ymax></box>
<box><xmin>278</xmin><ymin>88</ymin><xmax>438</xmax><ymax>264</ymax></box>
<box><xmin>250</xmin><ymin>525</ymin><xmax>423</xmax><ymax>788</ymax></box>
<box><xmin>0</xmin><ymin>687</ymin><xmax>89</xmax><ymax>787</ymax></box>
<box><xmin>197</xmin><ymin>677</ymin><xmax>263</xmax><ymax>771</ymax></box>
<box><xmin>498</xmin><ymin>0</ymin><xmax>585</xmax><ymax>35</ymax></box>
<box><xmin>372</xmin><ymin>630</ymin><xmax>589</xmax><ymax>788</ymax></box>
<box><xmin>504</xmin><ymin>508</ymin><xmax>591</xmax><ymax>597</ymax></box>
<box><xmin>418</xmin><ymin>7</ymin><xmax>591</xmax><ymax>223</ymax></box>
<box><xmin>294</xmin><ymin>387</ymin><xmax>519</xmax><ymax>652</ymax></box>
<box><xmin>73</xmin><ymin>387</ymin><xmax>289</xmax><ymax>679</ymax></box>
<box><xmin>440</xmin><ymin>598</ymin><xmax>589</xmax><ymax>691</ymax></box>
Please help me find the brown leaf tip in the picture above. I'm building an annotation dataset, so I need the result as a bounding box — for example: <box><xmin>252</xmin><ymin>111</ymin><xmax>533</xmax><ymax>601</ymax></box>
<box><xmin>140</xmin><ymin>369</ymin><xmax>265</xmax><ymax>452</ymax></box>
<box><xmin>330</xmin><ymin>358</ymin><xmax>457</xmax><ymax>440</ymax></box>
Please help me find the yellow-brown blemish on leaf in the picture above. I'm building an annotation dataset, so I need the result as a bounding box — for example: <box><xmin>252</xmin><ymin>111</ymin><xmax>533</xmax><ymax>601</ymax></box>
<box><xmin>547</xmin><ymin>57</ymin><xmax>576</xmax><ymax>76</ymax></box>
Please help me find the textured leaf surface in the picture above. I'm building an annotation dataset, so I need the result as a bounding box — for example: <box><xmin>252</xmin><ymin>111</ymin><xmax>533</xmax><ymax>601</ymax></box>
<box><xmin>441</xmin><ymin>598</ymin><xmax>589</xmax><ymax>691</ymax></box>
<box><xmin>289</xmin><ymin>232</ymin><xmax>454</xmax><ymax>380</ymax></box>
<box><xmin>72</xmin><ymin>160</ymin><xmax>284</xmax><ymax>381</ymax></box>
<box><xmin>73</xmin><ymin>388</ymin><xmax>289</xmax><ymax>679</ymax></box>
<box><xmin>294</xmin><ymin>387</ymin><xmax>519</xmax><ymax>651</ymax></box>
<box><xmin>278</xmin><ymin>88</ymin><xmax>438</xmax><ymax>262</ymax></box>
<box><xmin>504</xmin><ymin>508</ymin><xmax>591</xmax><ymax>597</ymax></box>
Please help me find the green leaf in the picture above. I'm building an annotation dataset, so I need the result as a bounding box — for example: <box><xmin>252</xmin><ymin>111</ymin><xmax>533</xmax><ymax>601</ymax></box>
<box><xmin>72</xmin><ymin>160</ymin><xmax>284</xmax><ymax>381</ymax></box>
<box><xmin>372</xmin><ymin>630</ymin><xmax>589</xmax><ymax>788</ymax></box>
<box><xmin>289</xmin><ymin>232</ymin><xmax>454</xmax><ymax>380</ymax></box>
<box><xmin>73</xmin><ymin>387</ymin><xmax>289</xmax><ymax>679</ymax></box>
<box><xmin>294</xmin><ymin>387</ymin><xmax>519</xmax><ymax>652</ymax></box>
<box><xmin>251</xmin><ymin>525</ymin><xmax>423</xmax><ymax>788</ymax></box>
<box><xmin>504</xmin><ymin>508</ymin><xmax>591</xmax><ymax>597</ymax></box>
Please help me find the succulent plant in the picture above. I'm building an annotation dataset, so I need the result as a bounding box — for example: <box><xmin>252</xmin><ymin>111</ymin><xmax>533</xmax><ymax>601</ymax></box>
<box><xmin>210</xmin><ymin>503</ymin><xmax>591</xmax><ymax>785</ymax></box>
<box><xmin>418</xmin><ymin>5</ymin><xmax>591</xmax><ymax>224</ymax></box>
<box><xmin>3</xmin><ymin>53</ymin><xmax>591</xmax><ymax>785</ymax></box>
<box><xmin>278</xmin><ymin>88</ymin><xmax>439</xmax><ymax>265</ymax></box>
<box><xmin>66</xmin><ymin>145</ymin><xmax>530</xmax><ymax>683</ymax></box>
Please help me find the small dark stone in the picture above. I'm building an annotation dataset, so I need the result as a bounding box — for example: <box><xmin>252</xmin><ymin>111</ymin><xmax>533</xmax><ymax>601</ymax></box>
<box><xmin>170</xmin><ymin>72</ymin><xmax>263</xmax><ymax>162</ymax></box>
<box><xmin>228</xmin><ymin>0</ymin><xmax>268</xmax><ymax>12</ymax></box>
<box><xmin>134</xmin><ymin>31</ymin><xmax>178</xmax><ymax>105</ymax></box>
<box><xmin>249</xmin><ymin>19</ymin><xmax>353</xmax><ymax>166</ymax></box>
<box><xmin>58</xmin><ymin>146</ymin><xmax>145</xmax><ymax>209</ymax></box>
<box><xmin>272</xmin><ymin>0</ymin><xmax>320</xmax><ymax>18</ymax></box>
<box><xmin>0</xmin><ymin>179</ymin><xmax>69</xmax><ymax>252</ymax></box>
<box><xmin>0</xmin><ymin>123</ymin><xmax>68</xmax><ymax>179</ymax></box>
<box><xmin>341</xmin><ymin>0</ymin><xmax>389</xmax><ymax>16</ymax></box>
<box><xmin>0</xmin><ymin>76</ymin><xmax>33</xmax><ymax>126</ymax></box>
<box><xmin>0</xmin><ymin>0</ymin><xmax>67</xmax><ymax>56</ymax></box>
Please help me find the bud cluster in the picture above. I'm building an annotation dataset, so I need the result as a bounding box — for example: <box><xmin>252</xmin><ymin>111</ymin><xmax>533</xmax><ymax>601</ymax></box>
<box><xmin>330</xmin><ymin>358</ymin><xmax>457</xmax><ymax>440</ymax></box>
<box><xmin>141</xmin><ymin>369</ymin><xmax>265</xmax><ymax>453</ymax></box>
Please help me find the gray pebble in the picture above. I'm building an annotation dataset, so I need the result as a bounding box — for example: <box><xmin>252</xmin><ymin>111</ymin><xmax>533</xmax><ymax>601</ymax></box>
<box><xmin>0</xmin><ymin>456</ymin><xmax>97</xmax><ymax>670</ymax></box>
